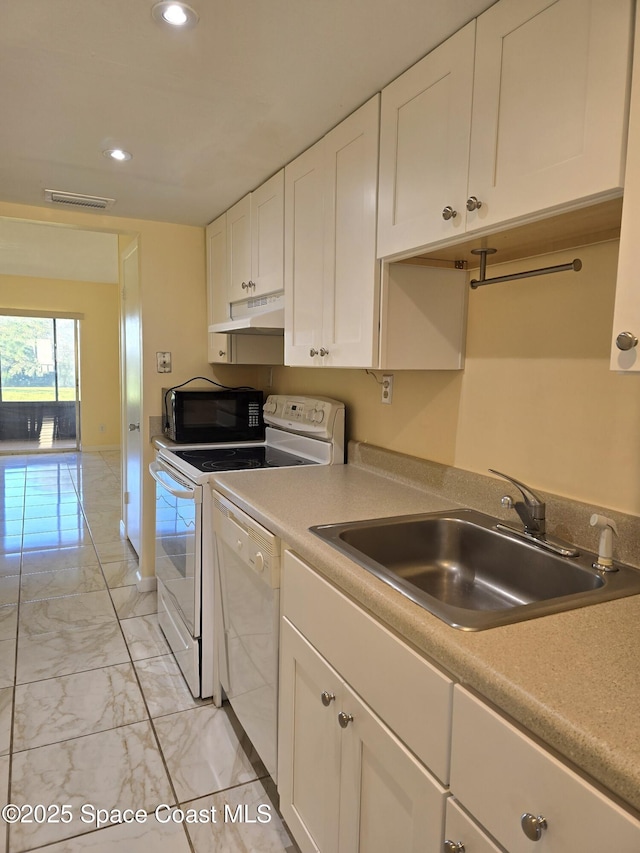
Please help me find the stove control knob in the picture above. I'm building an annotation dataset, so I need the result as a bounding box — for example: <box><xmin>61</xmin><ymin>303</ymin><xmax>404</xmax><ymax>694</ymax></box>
<box><xmin>254</xmin><ymin>552</ymin><xmax>265</xmax><ymax>573</ymax></box>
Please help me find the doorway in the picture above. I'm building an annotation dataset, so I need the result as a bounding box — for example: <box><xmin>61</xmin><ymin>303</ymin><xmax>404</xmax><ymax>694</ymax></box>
<box><xmin>0</xmin><ymin>314</ymin><xmax>80</xmax><ymax>452</ymax></box>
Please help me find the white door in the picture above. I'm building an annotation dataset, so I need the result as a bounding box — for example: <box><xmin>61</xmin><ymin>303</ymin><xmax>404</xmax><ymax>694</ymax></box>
<box><xmin>250</xmin><ymin>169</ymin><xmax>284</xmax><ymax>296</ymax></box>
<box><xmin>278</xmin><ymin>618</ymin><xmax>343</xmax><ymax>853</ymax></box>
<box><xmin>322</xmin><ymin>95</ymin><xmax>381</xmax><ymax>368</ymax></box>
<box><xmin>226</xmin><ymin>194</ymin><xmax>252</xmax><ymax>303</ymax></box>
<box><xmin>377</xmin><ymin>21</ymin><xmax>475</xmax><ymax>258</ymax></box>
<box><xmin>206</xmin><ymin>213</ymin><xmax>231</xmax><ymax>364</ymax></box>
<box><xmin>466</xmin><ymin>0</ymin><xmax>631</xmax><ymax>231</ymax></box>
<box><xmin>284</xmin><ymin>140</ymin><xmax>325</xmax><ymax>366</ymax></box>
<box><xmin>338</xmin><ymin>684</ymin><xmax>448</xmax><ymax>853</ymax></box>
<box><xmin>121</xmin><ymin>238</ymin><xmax>142</xmax><ymax>557</ymax></box>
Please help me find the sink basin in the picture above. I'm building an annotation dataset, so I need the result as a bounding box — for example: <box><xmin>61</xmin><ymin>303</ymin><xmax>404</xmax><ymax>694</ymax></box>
<box><xmin>310</xmin><ymin>509</ymin><xmax>640</xmax><ymax>630</ymax></box>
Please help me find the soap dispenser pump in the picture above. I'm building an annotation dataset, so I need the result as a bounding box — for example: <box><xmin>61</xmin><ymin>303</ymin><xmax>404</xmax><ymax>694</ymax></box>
<box><xmin>589</xmin><ymin>514</ymin><xmax>618</xmax><ymax>572</ymax></box>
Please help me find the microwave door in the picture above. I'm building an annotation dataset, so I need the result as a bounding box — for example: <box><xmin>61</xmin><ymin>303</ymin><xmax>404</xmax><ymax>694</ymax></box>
<box><xmin>150</xmin><ymin>461</ymin><xmax>202</xmax><ymax>637</ymax></box>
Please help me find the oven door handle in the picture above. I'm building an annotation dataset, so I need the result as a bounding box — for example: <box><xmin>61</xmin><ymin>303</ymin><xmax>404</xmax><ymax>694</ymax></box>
<box><xmin>149</xmin><ymin>459</ymin><xmax>200</xmax><ymax>500</ymax></box>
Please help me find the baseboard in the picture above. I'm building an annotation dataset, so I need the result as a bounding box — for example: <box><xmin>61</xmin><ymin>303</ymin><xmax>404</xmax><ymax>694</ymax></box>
<box><xmin>136</xmin><ymin>576</ymin><xmax>157</xmax><ymax>593</ymax></box>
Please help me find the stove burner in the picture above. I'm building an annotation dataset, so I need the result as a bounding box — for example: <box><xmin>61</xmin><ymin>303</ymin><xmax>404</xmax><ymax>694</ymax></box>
<box><xmin>174</xmin><ymin>445</ymin><xmax>317</xmax><ymax>472</ymax></box>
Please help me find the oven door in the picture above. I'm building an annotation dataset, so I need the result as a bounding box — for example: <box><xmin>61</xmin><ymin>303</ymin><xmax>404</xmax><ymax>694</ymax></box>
<box><xmin>150</xmin><ymin>458</ymin><xmax>201</xmax><ymax>637</ymax></box>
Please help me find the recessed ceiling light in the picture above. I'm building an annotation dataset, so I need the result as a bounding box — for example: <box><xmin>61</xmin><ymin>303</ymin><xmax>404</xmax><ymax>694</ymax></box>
<box><xmin>103</xmin><ymin>149</ymin><xmax>133</xmax><ymax>162</ymax></box>
<box><xmin>151</xmin><ymin>2</ymin><xmax>199</xmax><ymax>28</ymax></box>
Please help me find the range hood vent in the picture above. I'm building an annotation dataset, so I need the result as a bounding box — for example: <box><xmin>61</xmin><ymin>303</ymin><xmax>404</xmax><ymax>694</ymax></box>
<box><xmin>210</xmin><ymin>291</ymin><xmax>285</xmax><ymax>335</ymax></box>
<box><xmin>44</xmin><ymin>190</ymin><xmax>115</xmax><ymax>211</ymax></box>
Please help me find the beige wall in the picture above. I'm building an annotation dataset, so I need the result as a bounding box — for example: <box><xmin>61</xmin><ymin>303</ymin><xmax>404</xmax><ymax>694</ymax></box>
<box><xmin>272</xmin><ymin>240</ymin><xmax>640</xmax><ymax>516</ymax></box>
<box><xmin>0</xmin><ymin>274</ymin><xmax>120</xmax><ymax>448</ymax></box>
<box><xmin>0</xmin><ymin>201</ymin><xmax>268</xmax><ymax>577</ymax></box>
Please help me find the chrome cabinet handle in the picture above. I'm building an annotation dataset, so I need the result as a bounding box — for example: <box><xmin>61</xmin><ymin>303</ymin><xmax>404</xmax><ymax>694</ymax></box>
<box><xmin>466</xmin><ymin>195</ymin><xmax>483</xmax><ymax>211</ymax></box>
<box><xmin>321</xmin><ymin>691</ymin><xmax>335</xmax><ymax>706</ymax></box>
<box><xmin>616</xmin><ymin>331</ymin><xmax>638</xmax><ymax>351</ymax></box>
<box><xmin>319</xmin><ymin>348</ymin><xmax>329</xmax><ymax>357</ymax></box>
<box><xmin>248</xmin><ymin>280</ymin><xmax>256</xmax><ymax>290</ymax></box>
<box><xmin>338</xmin><ymin>711</ymin><xmax>354</xmax><ymax>728</ymax></box>
<box><xmin>309</xmin><ymin>348</ymin><xmax>319</xmax><ymax>357</ymax></box>
<box><xmin>442</xmin><ymin>206</ymin><xmax>457</xmax><ymax>221</ymax></box>
<box><xmin>241</xmin><ymin>281</ymin><xmax>249</xmax><ymax>290</ymax></box>
<box><xmin>521</xmin><ymin>813</ymin><xmax>547</xmax><ymax>841</ymax></box>
<box><xmin>443</xmin><ymin>842</ymin><xmax>465</xmax><ymax>853</ymax></box>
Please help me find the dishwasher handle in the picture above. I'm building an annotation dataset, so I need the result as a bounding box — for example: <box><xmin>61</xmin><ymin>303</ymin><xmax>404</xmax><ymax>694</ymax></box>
<box><xmin>149</xmin><ymin>459</ymin><xmax>200</xmax><ymax>501</ymax></box>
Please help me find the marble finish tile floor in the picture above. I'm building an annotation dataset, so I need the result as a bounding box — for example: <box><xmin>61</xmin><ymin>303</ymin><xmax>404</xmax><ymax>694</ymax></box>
<box><xmin>0</xmin><ymin>451</ymin><xmax>299</xmax><ymax>853</ymax></box>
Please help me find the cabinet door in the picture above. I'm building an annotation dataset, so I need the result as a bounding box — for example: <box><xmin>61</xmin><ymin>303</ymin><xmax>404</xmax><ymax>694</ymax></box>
<box><xmin>611</xmin><ymin>7</ymin><xmax>640</xmax><ymax>372</ymax></box>
<box><xmin>338</xmin><ymin>684</ymin><xmax>448</xmax><ymax>853</ymax></box>
<box><xmin>467</xmin><ymin>0</ymin><xmax>632</xmax><ymax>232</ymax></box>
<box><xmin>205</xmin><ymin>213</ymin><xmax>231</xmax><ymax>363</ymax></box>
<box><xmin>322</xmin><ymin>95</ymin><xmax>380</xmax><ymax>368</ymax></box>
<box><xmin>227</xmin><ymin>193</ymin><xmax>252</xmax><ymax>303</ymax></box>
<box><xmin>377</xmin><ymin>21</ymin><xmax>475</xmax><ymax>259</ymax></box>
<box><xmin>251</xmin><ymin>169</ymin><xmax>284</xmax><ymax>297</ymax></box>
<box><xmin>278</xmin><ymin>618</ymin><xmax>342</xmax><ymax>853</ymax></box>
<box><xmin>284</xmin><ymin>140</ymin><xmax>325</xmax><ymax>366</ymax></box>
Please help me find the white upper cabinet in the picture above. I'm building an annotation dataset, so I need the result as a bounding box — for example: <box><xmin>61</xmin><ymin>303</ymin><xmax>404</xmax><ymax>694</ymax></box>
<box><xmin>284</xmin><ymin>139</ymin><xmax>325</xmax><ymax>364</ymax></box>
<box><xmin>205</xmin><ymin>213</ymin><xmax>231</xmax><ymax>364</ymax></box>
<box><xmin>378</xmin><ymin>0</ymin><xmax>633</xmax><ymax>259</ymax></box>
<box><xmin>285</xmin><ymin>96</ymin><xmax>381</xmax><ymax>368</ymax></box>
<box><xmin>611</xmin><ymin>6</ymin><xmax>640</xmax><ymax>372</ymax></box>
<box><xmin>227</xmin><ymin>169</ymin><xmax>284</xmax><ymax>302</ymax></box>
<box><xmin>377</xmin><ymin>22</ymin><xmax>476</xmax><ymax>258</ymax></box>
<box><xmin>467</xmin><ymin>0</ymin><xmax>631</xmax><ymax>233</ymax></box>
<box><xmin>206</xmin><ymin>209</ymin><xmax>283</xmax><ymax>366</ymax></box>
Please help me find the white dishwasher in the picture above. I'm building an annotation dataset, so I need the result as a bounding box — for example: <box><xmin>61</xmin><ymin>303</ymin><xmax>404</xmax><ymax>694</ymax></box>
<box><xmin>213</xmin><ymin>490</ymin><xmax>281</xmax><ymax>782</ymax></box>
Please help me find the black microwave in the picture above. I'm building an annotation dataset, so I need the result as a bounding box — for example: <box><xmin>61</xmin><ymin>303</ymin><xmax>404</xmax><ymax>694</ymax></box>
<box><xmin>163</xmin><ymin>388</ymin><xmax>264</xmax><ymax>444</ymax></box>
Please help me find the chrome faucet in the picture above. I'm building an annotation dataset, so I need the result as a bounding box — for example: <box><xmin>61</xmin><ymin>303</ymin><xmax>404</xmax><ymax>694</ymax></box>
<box><xmin>489</xmin><ymin>469</ymin><xmax>579</xmax><ymax>557</ymax></box>
<box><xmin>489</xmin><ymin>469</ymin><xmax>546</xmax><ymax>535</ymax></box>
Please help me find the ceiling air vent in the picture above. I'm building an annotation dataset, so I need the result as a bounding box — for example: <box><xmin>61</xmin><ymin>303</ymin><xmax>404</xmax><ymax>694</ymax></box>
<box><xmin>44</xmin><ymin>189</ymin><xmax>115</xmax><ymax>211</ymax></box>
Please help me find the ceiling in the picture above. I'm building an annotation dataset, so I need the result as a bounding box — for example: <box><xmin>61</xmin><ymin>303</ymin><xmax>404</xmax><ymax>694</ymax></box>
<box><xmin>0</xmin><ymin>0</ymin><xmax>497</xmax><ymax>228</ymax></box>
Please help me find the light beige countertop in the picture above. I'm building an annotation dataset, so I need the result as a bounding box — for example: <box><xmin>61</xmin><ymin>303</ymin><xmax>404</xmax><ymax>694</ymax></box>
<box><xmin>211</xmin><ymin>462</ymin><xmax>640</xmax><ymax>816</ymax></box>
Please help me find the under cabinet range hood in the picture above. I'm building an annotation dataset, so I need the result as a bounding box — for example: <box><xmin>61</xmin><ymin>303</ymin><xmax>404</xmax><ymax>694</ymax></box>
<box><xmin>210</xmin><ymin>292</ymin><xmax>284</xmax><ymax>335</ymax></box>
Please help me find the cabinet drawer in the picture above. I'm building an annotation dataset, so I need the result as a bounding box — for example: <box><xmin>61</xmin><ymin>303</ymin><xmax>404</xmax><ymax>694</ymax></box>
<box><xmin>282</xmin><ymin>550</ymin><xmax>453</xmax><ymax>783</ymax></box>
<box><xmin>451</xmin><ymin>686</ymin><xmax>640</xmax><ymax>852</ymax></box>
<box><xmin>444</xmin><ymin>798</ymin><xmax>503</xmax><ymax>853</ymax></box>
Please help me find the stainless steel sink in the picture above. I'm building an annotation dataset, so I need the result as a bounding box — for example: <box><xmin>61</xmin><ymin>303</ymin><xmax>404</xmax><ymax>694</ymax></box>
<box><xmin>310</xmin><ymin>509</ymin><xmax>640</xmax><ymax>630</ymax></box>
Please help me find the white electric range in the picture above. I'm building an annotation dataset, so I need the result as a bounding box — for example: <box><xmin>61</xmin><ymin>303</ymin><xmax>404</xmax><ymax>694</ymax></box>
<box><xmin>149</xmin><ymin>394</ymin><xmax>345</xmax><ymax>703</ymax></box>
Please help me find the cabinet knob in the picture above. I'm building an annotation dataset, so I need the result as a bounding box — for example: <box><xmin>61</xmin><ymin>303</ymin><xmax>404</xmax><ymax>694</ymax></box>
<box><xmin>241</xmin><ymin>281</ymin><xmax>249</xmax><ymax>290</ymax></box>
<box><xmin>442</xmin><ymin>206</ymin><xmax>457</xmax><ymax>221</ymax></box>
<box><xmin>338</xmin><ymin>711</ymin><xmax>354</xmax><ymax>728</ymax></box>
<box><xmin>466</xmin><ymin>195</ymin><xmax>483</xmax><ymax>212</ymax></box>
<box><xmin>321</xmin><ymin>691</ymin><xmax>336</xmax><ymax>706</ymax></box>
<box><xmin>520</xmin><ymin>813</ymin><xmax>547</xmax><ymax>841</ymax></box>
<box><xmin>218</xmin><ymin>350</ymin><xmax>226</xmax><ymax>357</ymax></box>
<box><xmin>128</xmin><ymin>423</ymin><xmax>140</xmax><ymax>431</ymax></box>
<box><xmin>443</xmin><ymin>842</ymin><xmax>465</xmax><ymax>853</ymax></box>
<box><xmin>248</xmin><ymin>280</ymin><xmax>256</xmax><ymax>290</ymax></box>
<box><xmin>309</xmin><ymin>348</ymin><xmax>319</xmax><ymax>357</ymax></box>
<box><xmin>616</xmin><ymin>331</ymin><xmax>638</xmax><ymax>351</ymax></box>
<box><xmin>319</xmin><ymin>348</ymin><xmax>330</xmax><ymax>357</ymax></box>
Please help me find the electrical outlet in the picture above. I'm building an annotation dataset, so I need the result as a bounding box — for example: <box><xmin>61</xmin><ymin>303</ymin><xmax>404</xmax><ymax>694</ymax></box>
<box><xmin>381</xmin><ymin>374</ymin><xmax>394</xmax><ymax>404</ymax></box>
<box><xmin>156</xmin><ymin>351</ymin><xmax>172</xmax><ymax>373</ymax></box>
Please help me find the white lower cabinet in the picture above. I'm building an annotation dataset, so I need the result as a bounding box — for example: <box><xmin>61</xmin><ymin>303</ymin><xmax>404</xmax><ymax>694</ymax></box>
<box><xmin>444</xmin><ymin>798</ymin><xmax>503</xmax><ymax>853</ymax></box>
<box><xmin>279</xmin><ymin>618</ymin><xmax>447</xmax><ymax>853</ymax></box>
<box><xmin>278</xmin><ymin>553</ymin><xmax>640</xmax><ymax>853</ymax></box>
<box><xmin>278</xmin><ymin>550</ymin><xmax>452</xmax><ymax>853</ymax></box>
<box><xmin>450</xmin><ymin>685</ymin><xmax>640</xmax><ymax>852</ymax></box>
